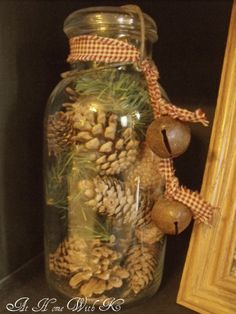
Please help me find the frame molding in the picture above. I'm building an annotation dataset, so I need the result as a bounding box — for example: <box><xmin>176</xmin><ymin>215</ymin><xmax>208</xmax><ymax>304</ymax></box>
<box><xmin>177</xmin><ymin>2</ymin><xmax>236</xmax><ymax>314</ymax></box>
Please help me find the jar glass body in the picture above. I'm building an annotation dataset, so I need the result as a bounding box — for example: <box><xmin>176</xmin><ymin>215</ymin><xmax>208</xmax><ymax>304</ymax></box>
<box><xmin>44</xmin><ymin>7</ymin><xmax>166</xmax><ymax>306</ymax></box>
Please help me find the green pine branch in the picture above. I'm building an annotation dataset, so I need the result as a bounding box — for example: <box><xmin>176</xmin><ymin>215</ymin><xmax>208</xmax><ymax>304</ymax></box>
<box><xmin>75</xmin><ymin>69</ymin><xmax>154</xmax><ymax>138</ymax></box>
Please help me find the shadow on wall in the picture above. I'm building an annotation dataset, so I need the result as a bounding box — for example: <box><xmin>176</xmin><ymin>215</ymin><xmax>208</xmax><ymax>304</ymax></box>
<box><xmin>0</xmin><ymin>2</ymin><xmax>65</xmax><ymax>279</ymax></box>
<box><xmin>2</xmin><ymin>53</ymin><xmax>44</xmax><ymax>276</ymax></box>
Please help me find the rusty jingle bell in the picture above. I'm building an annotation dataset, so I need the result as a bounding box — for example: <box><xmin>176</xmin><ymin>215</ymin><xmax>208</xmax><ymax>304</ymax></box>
<box><xmin>151</xmin><ymin>198</ymin><xmax>192</xmax><ymax>235</ymax></box>
<box><xmin>146</xmin><ymin>116</ymin><xmax>191</xmax><ymax>158</ymax></box>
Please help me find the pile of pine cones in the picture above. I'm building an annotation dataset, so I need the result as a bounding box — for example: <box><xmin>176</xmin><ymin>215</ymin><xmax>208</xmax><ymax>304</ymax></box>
<box><xmin>49</xmin><ymin>236</ymin><xmax>129</xmax><ymax>297</ymax></box>
<box><xmin>46</xmin><ymin>84</ymin><xmax>165</xmax><ymax>301</ymax></box>
<box><xmin>49</xmin><ymin>235</ymin><xmax>164</xmax><ymax>298</ymax></box>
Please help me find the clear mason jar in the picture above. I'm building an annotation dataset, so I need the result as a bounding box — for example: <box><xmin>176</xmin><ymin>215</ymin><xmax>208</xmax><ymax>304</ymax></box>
<box><xmin>44</xmin><ymin>6</ymin><xmax>166</xmax><ymax>305</ymax></box>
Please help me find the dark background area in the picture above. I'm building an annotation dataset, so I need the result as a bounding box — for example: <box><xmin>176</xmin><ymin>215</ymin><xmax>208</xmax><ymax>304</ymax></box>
<box><xmin>0</xmin><ymin>0</ymin><xmax>233</xmax><ymax>312</ymax></box>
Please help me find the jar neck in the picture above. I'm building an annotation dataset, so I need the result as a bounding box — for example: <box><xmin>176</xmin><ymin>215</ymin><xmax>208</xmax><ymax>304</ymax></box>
<box><xmin>67</xmin><ymin>37</ymin><xmax>153</xmax><ymax>71</ymax></box>
<box><xmin>68</xmin><ymin>61</ymin><xmax>139</xmax><ymax>73</ymax></box>
<box><xmin>64</xmin><ymin>6</ymin><xmax>157</xmax><ymax>68</ymax></box>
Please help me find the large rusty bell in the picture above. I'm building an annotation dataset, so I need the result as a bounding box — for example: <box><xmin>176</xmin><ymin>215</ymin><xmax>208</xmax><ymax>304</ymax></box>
<box><xmin>146</xmin><ymin>117</ymin><xmax>191</xmax><ymax>158</ymax></box>
<box><xmin>151</xmin><ymin>198</ymin><xmax>192</xmax><ymax>235</ymax></box>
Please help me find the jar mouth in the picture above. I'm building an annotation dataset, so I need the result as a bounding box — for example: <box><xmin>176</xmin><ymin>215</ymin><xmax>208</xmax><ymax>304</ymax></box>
<box><xmin>63</xmin><ymin>6</ymin><xmax>158</xmax><ymax>43</ymax></box>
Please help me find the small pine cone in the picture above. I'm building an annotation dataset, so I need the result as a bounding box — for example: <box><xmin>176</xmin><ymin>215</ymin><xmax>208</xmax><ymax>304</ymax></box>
<box><xmin>78</xmin><ymin>176</ymin><xmax>153</xmax><ymax>227</ymax></box>
<box><xmin>69</xmin><ymin>240</ymin><xmax>129</xmax><ymax>297</ymax></box>
<box><xmin>49</xmin><ymin>237</ymin><xmax>115</xmax><ymax>278</ymax></box>
<box><xmin>125</xmin><ymin>144</ymin><xmax>165</xmax><ymax>200</ymax></box>
<box><xmin>47</xmin><ymin>111</ymin><xmax>75</xmax><ymax>156</ymax></box>
<box><xmin>135</xmin><ymin>222</ymin><xmax>164</xmax><ymax>244</ymax></box>
<box><xmin>124</xmin><ymin>244</ymin><xmax>158</xmax><ymax>295</ymax></box>
<box><xmin>65</xmin><ymin>97</ymin><xmax>140</xmax><ymax>175</ymax></box>
<box><xmin>49</xmin><ymin>235</ymin><xmax>89</xmax><ymax>277</ymax></box>
<box><xmin>79</xmin><ymin>265</ymin><xmax>129</xmax><ymax>298</ymax></box>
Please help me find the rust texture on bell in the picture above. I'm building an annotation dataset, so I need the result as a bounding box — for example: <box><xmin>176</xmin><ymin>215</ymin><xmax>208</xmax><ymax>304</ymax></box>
<box><xmin>151</xmin><ymin>198</ymin><xmax>192</xmax><ymax>235</ymax></box>
<box><xmin>146</xmin><ymin>117</ymin><xmax>191</xmax><ymax>158</ymax></box>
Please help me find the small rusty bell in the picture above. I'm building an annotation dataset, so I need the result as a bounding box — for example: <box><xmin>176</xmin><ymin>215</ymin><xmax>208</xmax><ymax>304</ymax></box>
<box><xmin>146</xmin><ymin>117</ymin><xmax>191</xmax><ymax>158</ymax></box>
<box><xmin>151</xmin><ymin>198</ymin><xmax>192</xmax><ymax>235</ymax></box>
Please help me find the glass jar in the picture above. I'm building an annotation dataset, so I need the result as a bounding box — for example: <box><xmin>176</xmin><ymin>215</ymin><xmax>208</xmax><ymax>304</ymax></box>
<box><xmin>44</xmin><ymin>6</ymin><xmax>166</xmax><ymax>306</ymax></box>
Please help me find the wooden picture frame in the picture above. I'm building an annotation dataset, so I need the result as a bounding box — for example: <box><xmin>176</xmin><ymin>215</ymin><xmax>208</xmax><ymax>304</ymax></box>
<box><xmin>177</xmin><ymin>2</ymin><xmax>236</xmax><ymax>314</ymax></box>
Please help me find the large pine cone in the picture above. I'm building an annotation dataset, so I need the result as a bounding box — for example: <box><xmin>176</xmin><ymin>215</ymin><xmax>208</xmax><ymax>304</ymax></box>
<box><xmin>47</xmin><ymin>111</ymin><xmax>75</xmax><ymax>156</ymax></box>
<box><xmin>78</xmin><ymin>176</ymin><xmax>153</xmax><ymax>228</ymax></box>
<box><xmin>65</xmin><ymin>97</ymin><xmax>140</xmax><ymax>175</ymax></box>
<box><xmin>49</xmin><ymin>236</ymin><xmax>129</xmax><ymax>298</ymax></box>
<box><xmin>124</xmin><ymin>243</ymin><xmax>158</xmax><ymax>295</ymax></box>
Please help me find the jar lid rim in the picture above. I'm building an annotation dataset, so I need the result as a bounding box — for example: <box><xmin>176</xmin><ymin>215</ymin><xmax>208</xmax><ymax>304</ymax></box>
<box><xmin>63</xmin><ymin>6</ymin><xmax>158</xmax><ymax>42</ymax></box>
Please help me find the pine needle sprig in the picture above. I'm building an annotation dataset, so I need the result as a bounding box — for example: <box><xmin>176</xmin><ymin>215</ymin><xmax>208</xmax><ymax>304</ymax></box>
<box><xmin>69</xmin><ymin>212</ymin><xmax>113</xmax><ymax>242</ymax></box>
<box><xmin>72</xmin><ymin>151</ymin><xmax>98</xmax><ymax>180</ymax></box>
<box><xmin>46</xmin><ymin>149</ymin><xmax>98</xmax><ymax>210</ymax></box>
<box><xmin>45</xmin><ymin>152</ymin><xmax>74</xmax><ymax>209</ymax></box>
<box><xmin>75</xmin><ymin>69</ymin><xmax>154</xmax><ymax>137</ymax></box>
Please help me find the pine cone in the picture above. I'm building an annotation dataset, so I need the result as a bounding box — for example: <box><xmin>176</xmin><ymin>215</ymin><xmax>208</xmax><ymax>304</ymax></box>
<box><xmin>125</xmin><ymin>144</ymin><xmax>165</xmax><ymax>200</ymax></box>
<box><xmin>47</xmin><ymin>111</ymin><xmax>75</xmax><ymax>156</ymax></box>
<box><xmin>78</xmin><ymin>265</ymin><xmax>129</xmax><ymax>298</ymax></box>
<box><xmin>78</xmin><ymin>176</ymin><xmax>153</xmax><ymax>228</ymax></box>
<box><xmin>65</xmin><ymin>97</ymin><xmax>140</xmax><ymax>175</ymax></box>
<box><xmin>49</xmin><ymin>236</ymin><xmax>129</xmax><ymax>298</ymax></box>
<box><xmin>49</xmin><ymin>236</ymin><xmax>90</xmax><ymax>277</ymax></box>
<box><xmin>124</xmin><ymin>244</ymin><xmax>158</xmax><ymax>295</ymax></box>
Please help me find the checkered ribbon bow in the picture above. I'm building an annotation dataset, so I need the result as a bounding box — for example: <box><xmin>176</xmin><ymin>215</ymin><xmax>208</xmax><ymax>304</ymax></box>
<box><xmin>67</xmin><ymin>35</ymin><xmax>215</xmax><ymax>223</ymax></box>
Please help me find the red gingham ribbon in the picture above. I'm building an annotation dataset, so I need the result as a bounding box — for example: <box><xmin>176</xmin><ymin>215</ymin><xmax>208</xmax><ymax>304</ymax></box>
<box><xmin>67</xmin><ymin>35</ymin><xmax>215</xmax><ymax>223</ymax></box>
<box><xmin>159</xmin><ymin>159</ymin><xmax>214</xmax><ymax>223</ymax></box>
<box><xmin>68</xmin><ymin>35</ymin><xmax>209</xmax><ymax>125</ymax></box>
